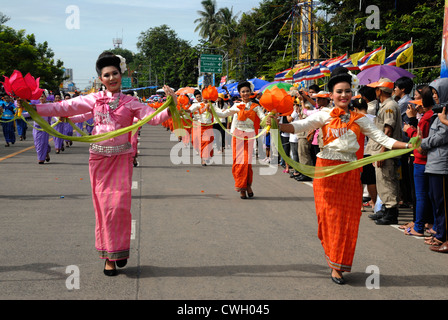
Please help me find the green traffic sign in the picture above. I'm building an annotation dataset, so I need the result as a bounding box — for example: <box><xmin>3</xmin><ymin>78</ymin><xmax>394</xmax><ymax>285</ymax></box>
<box><xmin>122</xmin><ymin>77</ymin><xmax>132</xmax><ymax>89</ymax></box>
<box><xmin>200</xmin><ymin>54</ymin><xmax>223</xmax><ymax>73</ymax></box>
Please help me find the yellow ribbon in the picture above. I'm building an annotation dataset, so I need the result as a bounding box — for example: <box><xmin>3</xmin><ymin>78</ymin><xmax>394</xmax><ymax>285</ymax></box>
<box><xmin>269</xmin><ymin>118</ymin><xmax>420</xmax><ymax>179</ymax></box>
<box><xmin>22</xmin><ymin>96</ymin><xmax>176</xmax><ymax>143</ymax></box>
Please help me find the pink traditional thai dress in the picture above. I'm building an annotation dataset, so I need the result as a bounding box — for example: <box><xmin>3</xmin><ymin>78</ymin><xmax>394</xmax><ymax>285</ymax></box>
<box><xmin>36</xmin><ymin>91</ymin><xmax>170</xmax><ymax>261</ymax></box>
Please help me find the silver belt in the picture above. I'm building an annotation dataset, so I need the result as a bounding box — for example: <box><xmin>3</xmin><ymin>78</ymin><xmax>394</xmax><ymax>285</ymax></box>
<box><xmin>90</xmin><ymin>142</ymin><xmax>132</xmax><ymax>155</ymax></box>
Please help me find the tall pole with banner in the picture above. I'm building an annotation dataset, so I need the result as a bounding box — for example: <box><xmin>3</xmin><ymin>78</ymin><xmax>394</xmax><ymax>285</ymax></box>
<box><xmin>441</xmin><ymin>0</ymin><xmax>448</xmax><ymax>78</ymax></box>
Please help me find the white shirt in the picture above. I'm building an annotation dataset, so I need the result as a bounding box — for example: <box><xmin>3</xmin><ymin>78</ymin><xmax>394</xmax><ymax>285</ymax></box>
<box><xmin>213</xmin><ymin>101</ymin><xmax>265</xmax><ymax>133</ymax></box>
<box><xmin>290</xmin><ymin>107</ymin><xmax>396</xmax><ymax>162</ymax></box>
<box><xmin>189</xmin><ymin>102</ymin><xmax>213</xmax><ymax>124</ymax></box>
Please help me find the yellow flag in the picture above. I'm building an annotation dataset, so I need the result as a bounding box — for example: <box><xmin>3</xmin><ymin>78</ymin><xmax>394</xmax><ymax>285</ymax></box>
<box><xmin>367</xmin><ymin>48</ymin><xmax>386</xmax><ymax>65</ymax></box>
<box><xmin>350</xmin><ymin>51</ymin><xmax>365</xmax><ymax>66</ymax></box>
<box><xmin>396</xmin><ymin>45</ymin><xmax>414</xmax><ymax>67</ymax></box>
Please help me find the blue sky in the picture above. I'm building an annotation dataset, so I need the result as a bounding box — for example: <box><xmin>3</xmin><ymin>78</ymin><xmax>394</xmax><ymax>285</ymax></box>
<box><xmin>3</xmin><ymin>0</ymin><xmax>262</xmax><ymax>89</ymax></box>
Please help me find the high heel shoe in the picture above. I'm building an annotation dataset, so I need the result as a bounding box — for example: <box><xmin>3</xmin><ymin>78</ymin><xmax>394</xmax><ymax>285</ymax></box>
<box><xmin>104</xmin><ymin>259</ymin><xmax>117</xmax><ymax>276</ymax></box>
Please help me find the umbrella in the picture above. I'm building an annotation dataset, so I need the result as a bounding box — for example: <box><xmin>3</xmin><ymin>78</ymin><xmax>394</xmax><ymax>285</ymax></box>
<box><xmin>357</xmin><ymin>65</ymin><xmax>415</xmax><ymax>85</ymax></box>
<box><xmin>176</xmin><ymin>87</ymin><xmax>196</xmax><ymax>95</ymax></box>
<box><xmin>247</xmin><ymin>78</ymin><xmax>271</xmax><ymax>92</ymax></box>
<box><xmin>260</xmin><ymin>81</ymin><xmax>294</xmax><ymax>93</ymax></box>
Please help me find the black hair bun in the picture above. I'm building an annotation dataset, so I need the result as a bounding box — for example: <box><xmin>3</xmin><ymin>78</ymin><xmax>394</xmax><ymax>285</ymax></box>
<box><xmin>96</xmin><ymin>52</ymin><xmax>121</xmax><ymax>76</ymax></box>
<box><xmin>328</xmin><ymin>66</ymin><xmax>352</xmax><ymax>92</ymax></box>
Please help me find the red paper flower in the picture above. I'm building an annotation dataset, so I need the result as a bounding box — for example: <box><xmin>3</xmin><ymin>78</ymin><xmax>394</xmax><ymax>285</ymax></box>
<box><xmin>202</xmin><ymin>85</ymin><xmax>219</xmax><ymax>102</ymax></box>
<box><xmin>2</xmin><ymin>70</ymin><xmax>44</xmax><ymax>100</ymax></box>
<box><xmin>259</xmin><ymin>87</ymin><xmax>294</xmax><ymax>115</ymax></box>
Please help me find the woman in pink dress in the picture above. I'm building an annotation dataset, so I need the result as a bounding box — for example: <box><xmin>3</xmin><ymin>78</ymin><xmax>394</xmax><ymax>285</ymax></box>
<box><xmin>34</xmin><ymin>52</ymin><xmax>175</xmax><ymax>276</ymax></box>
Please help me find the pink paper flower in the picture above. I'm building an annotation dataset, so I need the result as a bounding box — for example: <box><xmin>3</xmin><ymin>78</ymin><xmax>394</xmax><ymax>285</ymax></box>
<box><xmin>2</xmin><ymin>70</ymin><xmax>44</xmax><ymax>100</ymax></box>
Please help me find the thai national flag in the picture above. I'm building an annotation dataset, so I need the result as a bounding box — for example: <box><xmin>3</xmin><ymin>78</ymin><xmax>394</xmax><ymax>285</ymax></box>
<box><xmin>275</xmin><ymin>68</ymin><xmax>293</xmax><ymax>81</ymax></box>
<box><xmin>293</xmin><ymin>66</ymin><xmax>311</xmax><ymax>83</ymax></box>
<box><xmin>305</xmin><ymin>65</ymin><xmax>325</xmax><ymax>81</ymax></box>
<box><xmin>384</xmin><ymin>40</ymin><xmax>413</xmax><ymax>66</ymax></box>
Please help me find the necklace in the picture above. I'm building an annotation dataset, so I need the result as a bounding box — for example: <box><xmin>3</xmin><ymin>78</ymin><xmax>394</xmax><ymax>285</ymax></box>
<box><xmin>108</xmin><ymin>93</ymin><xmax>121</xmax><ymax>110</ymax></box>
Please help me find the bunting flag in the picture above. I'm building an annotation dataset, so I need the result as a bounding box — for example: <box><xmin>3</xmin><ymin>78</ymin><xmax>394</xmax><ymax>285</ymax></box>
<box><xmin>384</xmin><ymin>40</ymin><xmax>413</xmax><ymax>66</ymax></box>
<box><xmin>327</xmin><ymin>53</ymin><xmax>348</xmax><ymax>72</ymax></box>
<box><xmin>396</xmin><ymin>44</ymin><xmax>414</xmax><ymax>67</ymax></box>
<box><xmin>275</xmin><ymin>68</ymin><xmax>293</xmax><ymax>81</ymax></box>
<box><xmin>293</xmin><ymin>65</ymin><xmax>311</xmax><ymax>83</ymax></box>
<box><xmin>319</xmin><ymin>59</ymin><xmax>332</xmax><ymax>75</ymax></box>
<box><xmin>340</xmin><ymin>57</ymin><xmax>359</xmax><ymax>71</ymax></box>
<box><xmin>358</xmin><ymin>47</ymin><xmax>384</xmax><ymax>71</ymax></box>
<box><xmin>350</xmin><ymin>51</ymin><xmax>365</xmax><ymax>67</ymax></box>
<box><xmin>305</xmin><ymin>64</ymin><xmax>325</xmax><ymax>81</ymax></box>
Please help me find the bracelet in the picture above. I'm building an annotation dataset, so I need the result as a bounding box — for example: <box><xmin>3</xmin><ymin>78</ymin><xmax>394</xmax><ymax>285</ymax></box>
<box><xmin>405</xmin><ymin>143</ymin><xmax>409</xmax><ymax>149</ymax></box>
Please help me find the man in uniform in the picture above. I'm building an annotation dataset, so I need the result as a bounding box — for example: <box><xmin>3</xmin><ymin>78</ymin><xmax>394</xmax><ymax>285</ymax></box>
<box><xmin>366</xmin><ymin>78</ymin><xmax>403</xmax><ymax>225</ymax></box>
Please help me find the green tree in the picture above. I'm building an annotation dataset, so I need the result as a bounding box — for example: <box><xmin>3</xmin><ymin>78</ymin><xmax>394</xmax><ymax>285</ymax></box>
<box><xmin>0</xmin><ymin>24</ymin><xmax>65</xmax><ymax>92</ymax></box>
<box><xmin>194</xmin><ymin>0</ymin><xmax>220</xmax><ymax>45</ymax></box>
<box><xmin>316</xmin><ymin>0</ymin><xmax>443</xmax><ymax>82</ymax></box>
<box><xmin>136</xmin><ymin>25</ymin><xmax>198</xmax><ymax>89</ymax></box>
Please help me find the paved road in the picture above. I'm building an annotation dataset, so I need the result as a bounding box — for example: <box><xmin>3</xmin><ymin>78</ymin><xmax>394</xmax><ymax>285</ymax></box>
<box><xmin>0</xmin><ymin>125</ymin><xmax>447</xmax><ymax>302</ymax></box>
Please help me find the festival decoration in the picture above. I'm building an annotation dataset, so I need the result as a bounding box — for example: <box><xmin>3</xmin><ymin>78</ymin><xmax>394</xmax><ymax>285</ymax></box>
<box><xmin>259</xmin><ymin>87</ymin><xmax>294</xmax><ymax>116</ymax></box>
<box><xmin>2</xmin><ymin>70</ymin><xmax>44</xmax><ymax>101</ymax></box>
<box><xmin>177</xmin><ymin>94</ymin><xmax>190</xmax><ymax>108</ymax></box>
<box><xmin>201</xmin><ymin>85</ymin><xmax>219</xmax><ymax>102</ymax></box>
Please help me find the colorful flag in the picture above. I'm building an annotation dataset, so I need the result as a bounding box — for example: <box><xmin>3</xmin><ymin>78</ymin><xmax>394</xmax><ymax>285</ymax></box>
<box><xmin>305</xmin><ymin>65</ymin><xmax>325</xmax><ymax>81</ymax></box>
<box><xmin>358</xmin><ymin>47</ymin><xmax>383</xmax><ymax>71</ymax></box>
<box><xmin>442</xmin><ymin>0</ymin><xmax>448</xmax><ymax>78</ymax></box>
<box><xmin>384</xmin><ymin>40</ymin><xmax>413</xmax><ymax>66</ymax></box>
<box><xmin>367</xmin><ymin>48</ymin><xmax>386</xmax><ymax>66</ymax></box>
<box><xmin>350</xmin><ymin>51</ymin><xmax>365</xmax><ymax>67</ymax></box>
<box><xmin>340</xmin><ymin>58</ymin><xmax>359</xmax><ymax>71</ymax></box>
<box><xmin>396</xmin><ymin>45</ymin><xmax>414</xmax><ymax>67</ymax></box>
<box><xmin>275</xmin><ymin>68</ymin><xmax>293</xmax><ymax>81</ymax></box>
<box><xmin>327</xmin><ymin>53</ymin><xmax>348</xmax><ymax>72</ymax></box>
<box><xmin>293</xmin><ymin>65</ymin><xmax>311</xmax><ymax>83</ymax></box>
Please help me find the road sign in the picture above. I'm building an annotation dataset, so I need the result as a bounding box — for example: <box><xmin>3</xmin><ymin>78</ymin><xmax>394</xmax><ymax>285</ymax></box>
<box><xmin>122</xmin><ymin>77</ymin><xmax>132</xmax><ymax>89</ymax></box>
<box><xmin>200</xmin><ymin>54</ymin><xmax>223</xmax><ymax>74</ymax></box>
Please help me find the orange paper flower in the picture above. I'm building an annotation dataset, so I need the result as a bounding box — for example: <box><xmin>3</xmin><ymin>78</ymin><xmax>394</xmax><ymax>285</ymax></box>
<box><xmin>202</xmin><ymin>85</ymin><xmax>219</xmax><ymax>102</ymax></box>
<box><xmin>259</xmin><ymin>87</ymin><xmax>294</xmax><ymax>115</ymax></box>
<box><xmin>177</xmin><ymin>94</ymin><xmax>190</xmax><ymax>108</ymax></box>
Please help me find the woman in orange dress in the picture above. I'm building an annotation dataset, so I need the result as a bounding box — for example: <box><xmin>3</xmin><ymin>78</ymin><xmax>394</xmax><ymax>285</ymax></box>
<box><xmin>268</xmin><ymin>67</ymin><xmax>412</xmax><ymax>284</ymax></box>
<box><xmin>214</xmin><ymin>81</ymin><xmax>265</xmax><ymax>199</ymax></box>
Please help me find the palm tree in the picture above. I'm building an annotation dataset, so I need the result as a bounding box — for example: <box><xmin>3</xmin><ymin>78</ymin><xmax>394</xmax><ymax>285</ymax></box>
<box><xmin>194</xmin><ymin>0</ymin><xmax>220</xmax><ymax>44</ymax></box>
<box><xmin>216</xmin><ymin>7</ymin><xmax>240</xmax><ymax>46</ymax></box>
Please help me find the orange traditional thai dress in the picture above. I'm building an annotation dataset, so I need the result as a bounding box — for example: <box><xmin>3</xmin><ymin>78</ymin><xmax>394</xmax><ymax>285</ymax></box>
<box><xmin>189</xmin><ymin>102</ymin><xmax>214</xmax><ymax>161</ymax></box>
<box><xmin>214</xmin><ymin>101</ymin><xmax>265</xmax><ymax>192</ymax></box>
<box><xmin>291</xmin><ymin>107</ymin><xmax>397</xmax><ymax>272</ymax></box>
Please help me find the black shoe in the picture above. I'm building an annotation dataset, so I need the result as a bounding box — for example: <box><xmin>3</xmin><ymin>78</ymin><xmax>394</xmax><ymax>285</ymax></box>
<box><xmin>116</xmin><ymin>259</ymin><xmax>127</xmax><ymax>268</ymax></box>
<box><xmin>368</xmin><ymin>212</ymin><xmax>383</xmax><ymax>220</ymax></box>
<box><xmin>103</xmin><ymin>260</ymin><xmax>117</xmax><ymax>276</ymax></box>
<box><xmin>295</xmin><ymin>174</ymin><xmax>312</xmax><ymax>181</ymax></box>
<box><xmin>375</xmin><ymin>207</ymin><xmax>398</xmax><ymax>225</ymax></box>
<box><xmin>331</xmin><ymin>271</ymin><xmax>345</xmax><ymax>285</ymax></box>
<box><xmin>369</xmin><ymin>204</ymin><xmax>385</xmax><ymax>220</ymax></box>
<box><xmin>331</xmin><ymin>275</ymin><xmax>346</xmax><ymax>285</ymax></box>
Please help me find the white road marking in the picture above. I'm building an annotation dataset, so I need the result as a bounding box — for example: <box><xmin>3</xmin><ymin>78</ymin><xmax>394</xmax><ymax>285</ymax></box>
<box><xmin>131</xmin><ymin>220</ymin><xmax>136</xmax><ymax>240</ymax></box>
